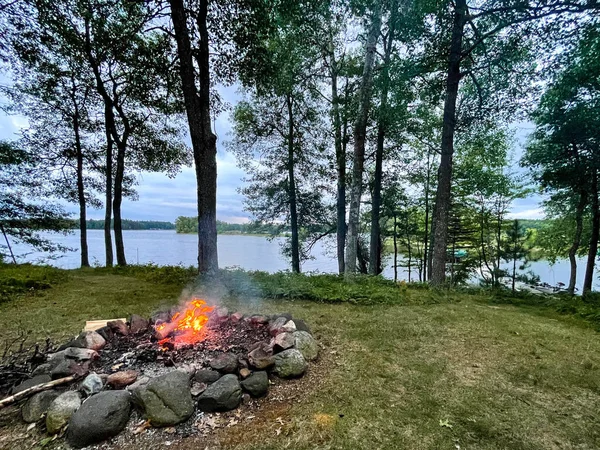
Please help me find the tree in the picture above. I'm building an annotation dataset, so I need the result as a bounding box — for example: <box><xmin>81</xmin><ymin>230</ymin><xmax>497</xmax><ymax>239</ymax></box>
<box><xmin>230</xmin><ymin>28</ymin><xmax>330</xmax><ymax>272</ymax></box>
<box><xmin>428</xmin><ymin>0</ymin><xmax>600</xmax><ymax>285</ymax></box>
<box><xmin>0</xmin><ymin>141</ymin><xmax>71</xmax><ymax>262</ymax></box>
<box><xmin>524</xmin><ymin>25</ymin><xmax>600</xmax><ymax>294</ymax></box>
<box><xmin>503</xmin><ymin>220</ymin><xmax>532</xmax><ymax>293</ymax></box>
<box><xmin>345</xmin><ymin>1</ymin><xmax>382</xmax><ymax>277</ymax></box>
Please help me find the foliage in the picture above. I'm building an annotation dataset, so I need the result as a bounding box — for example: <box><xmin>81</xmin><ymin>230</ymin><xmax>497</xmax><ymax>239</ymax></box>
<box><xmin>0</xmin><ymin>141</ymin><xmax>72</xmax><ymax>262</ymax></box>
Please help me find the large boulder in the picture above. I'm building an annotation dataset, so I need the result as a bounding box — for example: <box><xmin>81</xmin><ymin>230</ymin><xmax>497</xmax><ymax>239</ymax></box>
<box><xmin>22</xmin><ymin>391</ymin><xmax>60</xmax><ymax>423</ymax></box>
<box><xmin>66</xmin><ymin>391</ymin><xmax>131</xmax><ymax>448</ymax></box>
<box><xmin>46</xmin><ymin>391</ymin><xmax>81</xmax><ymax>434</ymax></box>
<box><xmin>293</xmin><ymin>331</ymin><xmax>319</xmax><ymax>361</ymax></box>
<box><xmin>132</xmin><ymin>371</ymin><xmax>194</xmax><ymax>427</ymax></box>
<box><xmin>11</xmin><ymin>374</ymin><xmax>51</xmax><ymax>395</ymax></box>
<box><xmin>209</xmin><ymin>353</ymin><xmax>238</xmax><ymax>374</ymax></box>
<box><xmin>273</xmin><ymin>349</ymin><xmax>307</xmax><ymax>378</ymax></box>
<box><xmin>241</xmin><ymin>371</ymin><xmax>269</xmax><ymax>397</ymax></box>
<box><xmin>197</xmin><ymin>374</ymin><xmax>242</xmax><ymax>412</ymax></box>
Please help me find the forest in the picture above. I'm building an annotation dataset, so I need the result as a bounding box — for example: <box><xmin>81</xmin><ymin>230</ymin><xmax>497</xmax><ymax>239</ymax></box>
<box><xmin>175</xmin><ymin>217</ymin><xmax>284</xmax><ymax>235</ymax></box>
<box><xmin>0</xmin><ymin>0</ymin><xmax>599</xmax><ymax>293</ymax></box>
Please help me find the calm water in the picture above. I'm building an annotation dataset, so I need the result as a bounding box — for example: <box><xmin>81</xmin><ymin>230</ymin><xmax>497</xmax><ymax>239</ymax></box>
<box><xmin>9</xmin><ymin>230</ymin><xmax>597</xmax><ymax>291</ymax></box>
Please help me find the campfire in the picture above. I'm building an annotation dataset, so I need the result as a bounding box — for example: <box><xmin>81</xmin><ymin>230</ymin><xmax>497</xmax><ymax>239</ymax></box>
<box><xmin>155</xmin><ymin>298</ymin><xmax>215</xmax><ymax>346</ymax></box>
<box><xmin>1</xmin><ymin>301</ymin><xmax>319</xmax><ymax>448</ymax></box>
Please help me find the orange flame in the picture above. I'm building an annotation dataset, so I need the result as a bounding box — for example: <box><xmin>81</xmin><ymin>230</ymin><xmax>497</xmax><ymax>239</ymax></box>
<box><xmin>155</xmin><ymin>299</ymin><xmax>215</xmax><ymax>347</ymax></box>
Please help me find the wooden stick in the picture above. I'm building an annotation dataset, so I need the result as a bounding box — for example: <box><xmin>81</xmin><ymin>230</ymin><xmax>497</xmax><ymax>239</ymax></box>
<box><xmin>0</xmin><ymin>375</ymin><xmax>78</xmax><ymax>409</ymax></box>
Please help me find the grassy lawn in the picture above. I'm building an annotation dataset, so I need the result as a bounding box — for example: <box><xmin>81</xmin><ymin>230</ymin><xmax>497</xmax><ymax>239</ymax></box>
<box><xmin>1</xmin><ymin>265</ymin><xmax>599</xmax><ymax>449</ymax></box>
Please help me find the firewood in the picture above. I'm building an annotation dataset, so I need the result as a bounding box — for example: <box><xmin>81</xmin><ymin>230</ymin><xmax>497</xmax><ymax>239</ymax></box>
<box><xmin>84</xmin><ymin>319</ymin><xmax>126</xmax><ymax>332</ymax></box>
<box><xmin>0</xmin><ymin>375</ymin><xmax>79</xmax><ymax>409</ymax></box>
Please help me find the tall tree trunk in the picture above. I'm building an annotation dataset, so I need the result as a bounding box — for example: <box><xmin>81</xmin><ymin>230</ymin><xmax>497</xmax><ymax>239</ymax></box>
<box><xmin>393</xmin><ymin>212</ymin><xmax>398</xmax><ymax>282</ymax></box>
<box><xmin>113</xmin><ymin>144</ymin><xmax>127</xmax><ymax>266</ymax></box>
<box><xmin>430</xmin><ymin>0</ymin><xmax>467</xmax><ymax>286</ymax></box>
<box><xmin>330</xmin><ymin>54</ymin><xmax>346</xmax><ymax>274</ymax></box>
<box><xmin>423</xmin><ymin>152</ymin><xmax>431</xmax><ymax>281</ymax></box>
<box><xmin>103</xmin><ymin>105</ymin><xmax>114</xmax><ymax>268</ymax></box>
<box><xmin>345</xmin><ymin>2</ymin><xmax>382</xmax><ymax>278</ymax></box>
<box><xmin>73</xmin><ymin>103</ymin><xmax>89</xmax><ymax>268</ymax></box>
<box><xmin>568</xmin><ymin>190</ymin><xmax>588</xmax><ymax>294</ymax></box>
<box><xmin>369</xmin><ymin>0</ymin><xmax>396</xmax><ymax>275</ymax></box>
<box><xmin>286</xmin><ymin>94</ymin><xmax>300</xmax><ymax>273</ymax></box>
<box><xmin>584</xmin><ymin>170</ymin><xmax>599</xmax><ymax>294</ymax></box>
<box><xmin>169</xmin><ymin>0</ymin><xmax>218</xmax><ymax>275</ymax></box>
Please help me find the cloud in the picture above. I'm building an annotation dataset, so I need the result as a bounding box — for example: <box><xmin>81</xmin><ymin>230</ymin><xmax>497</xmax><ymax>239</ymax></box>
<box><xmin>507</xmin><ymin>208</ymin><xmax>545</xmax><ymax>220</ymax></box>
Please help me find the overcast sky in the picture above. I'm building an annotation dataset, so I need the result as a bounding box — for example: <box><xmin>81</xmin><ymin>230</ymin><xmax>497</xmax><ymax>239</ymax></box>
<box><xmin>0</xmin><ymin>84</ymin><xmax>545</xmax><ymax>223</ymax></box>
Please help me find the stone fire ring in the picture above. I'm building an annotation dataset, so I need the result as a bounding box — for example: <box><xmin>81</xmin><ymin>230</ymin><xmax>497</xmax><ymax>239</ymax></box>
<box><xmin>9</xmin><ymin>309</ymin><xmax>319</xmax><ymax>448</ymax></box>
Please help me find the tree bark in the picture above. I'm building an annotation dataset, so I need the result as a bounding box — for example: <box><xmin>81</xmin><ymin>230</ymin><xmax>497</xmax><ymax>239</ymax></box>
<box><xmin>103</xmin><ymin>104</ymin><xmax>114</xmax><ymax>268</ymax></box>
<box><xmin>345</xmin><ymin>2</ymin><xmax>382</xmax><ymax>278</ymax></box>
<box><xmin>430</xmin><ymin>0</ymin><xmax>467</xmax><ymax>286</ymax></box>
<box><xmin>113</xmin><ymin>143</ymin><xmax>127</xmax><ymax>266</ymax></box>
<box><xmin>169</xmin><ymin>0</ymin><xmax>219</xmax><ymax>274</ymax></box>
<box><xmin>583</xmin><ymin>170</ymin><xmax>599</xmax><ymax>294</ymax></box>
<box><xmin>331</xmin><ymin>55</ymin><xmax>346</xmax><ymax>275</ymax></box>
<box><xmin>73</xmin><ymin>100</ymin><xmax>89</xmax><ymax>268</ymax></box>
<box><xmin>393</xmin><ymin>212</ymin><xmax>398</xmax><ymax>282</ymax></box>
<box><xmin>286</xmin><ymin>94</ymin><xmax>300</xmax><ymax>273</ymax></box>
<box><xmin>423</xmin><ymin>151</ymin><xmax>431</xmax><ymax>281</ymax></box>
<box><xmin>568</xmin><ymin>190</ymin><xmax>587</xmax><ymax>294</ymax></box>
<box><xmin>369</xmin><ymin>4</ymin><xmax>395</xmax><ymax>275</ymax></box>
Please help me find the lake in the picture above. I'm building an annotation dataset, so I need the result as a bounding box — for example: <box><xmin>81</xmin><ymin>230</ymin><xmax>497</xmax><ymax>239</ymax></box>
<box><xmin>8</xmin><ymin>230</ymin><xmax>597</xmax><ymax>291</ymax></box>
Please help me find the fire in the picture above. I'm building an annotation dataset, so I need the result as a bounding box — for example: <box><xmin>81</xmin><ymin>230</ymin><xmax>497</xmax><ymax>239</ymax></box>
<box><xmin>155</xmin><ymin>299</ymin><xmax>215</xmax><ymax>347</ymax></box>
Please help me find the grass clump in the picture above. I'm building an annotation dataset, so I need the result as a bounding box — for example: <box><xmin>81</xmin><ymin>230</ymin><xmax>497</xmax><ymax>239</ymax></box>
<box><xmin>0</xmin><ymin>263</ymin><xmax>69</xmax><ymax>303</ymax></box>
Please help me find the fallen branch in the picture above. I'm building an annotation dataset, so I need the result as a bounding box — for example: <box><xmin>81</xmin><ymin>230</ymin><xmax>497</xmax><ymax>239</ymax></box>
<box><xmin>0</xmin><ymin>375</ymin><xmax>78</xmax><ymax>409</ymax></box>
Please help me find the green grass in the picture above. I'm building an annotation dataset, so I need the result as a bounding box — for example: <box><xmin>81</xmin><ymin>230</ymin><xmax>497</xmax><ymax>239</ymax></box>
<box><xmin>1</xmin><ymin>265</ymin><xmax>600</xmax><ymax>449</ymax></box>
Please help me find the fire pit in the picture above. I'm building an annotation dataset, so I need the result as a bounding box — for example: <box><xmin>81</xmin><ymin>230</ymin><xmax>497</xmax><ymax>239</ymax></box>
<box><xmin>2</xmin><ymin>299</ymin><xmax>319</xmax><ymax>448</ymax></box>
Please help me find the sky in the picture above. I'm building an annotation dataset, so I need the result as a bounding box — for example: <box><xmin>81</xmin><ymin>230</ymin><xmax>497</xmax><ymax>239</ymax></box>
<box><xmin>0</xmin><ymin>84</ymin><xmax>545</xmax><ymax>223</ymax></box>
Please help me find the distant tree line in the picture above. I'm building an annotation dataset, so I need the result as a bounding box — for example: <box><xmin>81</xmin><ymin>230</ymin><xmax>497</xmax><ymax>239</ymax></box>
<box><xmin>72</xmin><ymin>220</ymin><xmax>175</xmax><ymax>231</ymax></box>
<box><xmin>175</xmin><ymin>217</ymin><xmax>282</xmax><ymax>235</ymax></box>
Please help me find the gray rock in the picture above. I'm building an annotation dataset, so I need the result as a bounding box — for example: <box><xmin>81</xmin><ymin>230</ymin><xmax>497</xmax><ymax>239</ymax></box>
<box><xmin>269</xmin><ymin>317</ymin><xmax>296</xmax><ymax>336</ymax></box>
<box><xmin>46</xmin><ymin>391</ymin><xmax>81</xmax><ymax>434</ymax></box>
<box><xmin>74</xmin><ymin>331</ymin><xmax>106</xmax><ymax>351</ymax></box>
<box><xmin>197</xmin><ymin>374</ymin><xmax>242</xmax><ymax>412</ymax></box>
<box><xmin>210</xmin><ymin>353</ymin><xmax>238</xmax><ymax>373</ymax></box>
<box><xmin>293</xmin><ymin>331</ymin><xmax>319</xmax><ymax>361</ymax></box>
<box><xmin>66</xmin><ymin>390</ymin><xmax>131</xmax><ymax>448</ymax></box>
<box><xmin>132</xmin><ymin>371</ymin><xmax>193</xmax><ymax>427</ymax></box>
<box><xmin>81</xmin><ymin>373</ymin><xmax>104</xmax><ymax>396</ymax></box>
<box><xmin>268</xmin><ymin>317</ymin><xmax>287</xmax><ymax>336</ymax></box>
<box><xmin>190</xmin><ymin>382</ymin><xmax>207</xmax><ymax>397</ymax></box>
<box><xmin>293</xmin><ymin>318</ymin><xmax>311</xmax><ymax>334</ymax></box>
<box><xmin>51</xmin><ymin>360</ymin><xmax>89</xmax><ymax>379</ymax></box>
<box><xmin>270</xmin><ymin>332</ymin><xmax>295</xmax><ymax>353</ymax></box>
<box><xmin>241</xmin><ymin>371</ymin><xmax>269</xmax><ymax>397</ymax></box>
<box><xmin>22</xmin><ymin>391</ymin><xmax>60</xmax><ymax>423</ymax></box>
<box><xmin>248</xmin><ymin>347</ymin><xmax>275</xmax><ymax>370</ymax></box>
<box><xmin>211</xmin><ymin>306</ymin><xmax>229</xmax><ymax>323</ymax></box>
<box><xmin>32</xmin><ymin>363</ymin><xmax>53</xmax><ymax>376</ymax></box>
<box><xmin>273</xmin><ymin>349</ymin><xmax>307</xmax><ymax>378</ymax></box>
<box><xmin>11</xmin><ymin>374</ymin><xmax>51</xmax><ymax>395</ymax></box>
<box><xmin>274</xmin><ymin>312</ymin><xmax>293</xmax><ymax>321</ymax></box>
<box><xmin>49</xmin><ymin>347</ymin><xmax>99</xmax><ymax>362</ymax></box>
<box><xmin>194</xmin><ymin>369</ymin><xmax>221</xmax><ymax>384</ymax></box>
<box><xmin>129</xmin><ymin>314</ymin><xmax>149</xmax><ymax>334</ymax></box>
